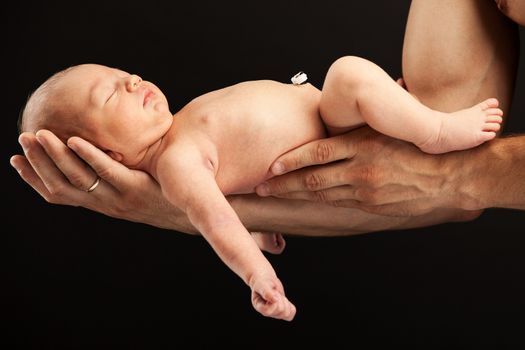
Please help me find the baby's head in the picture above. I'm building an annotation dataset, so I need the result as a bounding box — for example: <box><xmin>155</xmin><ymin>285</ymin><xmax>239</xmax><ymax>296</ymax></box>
<box><xmin>19</xmin><ymin>64</ymin><xmax>173</xmax><ymax>166</ymax></box>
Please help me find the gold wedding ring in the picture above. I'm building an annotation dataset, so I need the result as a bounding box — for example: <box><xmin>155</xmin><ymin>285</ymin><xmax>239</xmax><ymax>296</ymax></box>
<box><xmin>86</xmin><ymin>177</ymin><xmax>101</xmax><ymax>193</ymax></box>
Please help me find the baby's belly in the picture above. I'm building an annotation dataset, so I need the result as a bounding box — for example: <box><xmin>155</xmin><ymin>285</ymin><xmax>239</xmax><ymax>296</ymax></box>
<box><xmin>214</xmin><ymin>84</ymin><xmax>326</xmax><ymax>195</ymax></box>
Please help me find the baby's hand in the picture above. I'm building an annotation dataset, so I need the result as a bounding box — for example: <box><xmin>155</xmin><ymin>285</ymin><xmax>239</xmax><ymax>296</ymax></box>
<box><xmin>250</xmin><ymin>274</ymin><xmax>296</xmax><ymax>321</ymax></box>
<box><xmin>251</xmin><ymin>232</ymin><xmax>286</xmax><ymax>255</ymax></box>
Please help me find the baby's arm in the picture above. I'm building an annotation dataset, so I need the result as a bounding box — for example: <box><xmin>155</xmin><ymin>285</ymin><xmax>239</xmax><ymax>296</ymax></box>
<box><xmin>157</xmin><ymin>146</ymin><xmax>295</xmax><ymax>321</ymax></box>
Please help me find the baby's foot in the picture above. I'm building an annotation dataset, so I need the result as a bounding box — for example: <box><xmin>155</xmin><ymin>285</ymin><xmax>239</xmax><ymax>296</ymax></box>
<box><xmin>251</xmin><ymin>232</ymin><xmax>286</xmax><ymax>255</ymax></box>
<box><xmin>418</xmin><ymin>98</ymin><xmax>503</xmax><ymax>154</ymax></box>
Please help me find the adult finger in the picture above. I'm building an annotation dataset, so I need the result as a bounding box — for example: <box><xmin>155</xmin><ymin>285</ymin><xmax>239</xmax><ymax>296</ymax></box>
<box><xmin>19</xmin><ymin>133</ymin><xmax>80</xmax><ymax>199</ymax></box>
<box><xmin>269</xmin><ymin>133</ymin><xmax>357</xmax><ymax>176</ymax></box>
<box><xmin>12</xmin><ymin>146</ymin><xmax>87</xmax><ymax>206</ymax></box>
<box><xmin>10</xmin><ymin>155</ymin><xmax>54</xmax><ymax>201</ymax></box>
<box><xmin>274</xmin><ymin>183</ymin><xmax>425</xmax><ymax>207</ymax></box>
<box><xmin>272</xmin><ymin>185</ymin><xmax>356</xmax><ymax>202</ymax></box>
<box><xmin>67</xmin><ymin>136</ymin><xmax>134</xmax><ymax>192</ymax></box>
<box><xmin>35</xmin><ymin>130</ymin><xmax>98</xmax><ymax>191</ymax></box>
<box><xmin>256</xmin><ymin>161</ymin><xmax>350</xmax><ymax>196</ymax></box>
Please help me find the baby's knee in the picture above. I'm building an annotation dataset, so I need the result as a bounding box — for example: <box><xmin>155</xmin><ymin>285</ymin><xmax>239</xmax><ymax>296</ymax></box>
<box><xmin>325</xmin><ymin>56</ymin><xmax>374</xmax><ymax>89</ymax></box>
<box><xmin>495</xmin><ymin>0</ymin><xmax>525</xmax><ymax>25</ymax></box>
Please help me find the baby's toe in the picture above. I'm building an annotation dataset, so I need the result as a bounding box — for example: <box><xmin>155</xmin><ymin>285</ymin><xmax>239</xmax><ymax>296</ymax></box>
<box><xmin>486</xmin><ymin>114</ymin><xmax>503</xmax><ymax>123</ymax></box>
<box><xmin>480</xmin><ymin>131</ymin><xmax>497</xmax><ymax>142</ymax></box>
<box><xmin>483</xmin><ymin>122</ymin><xmax>501</xmax><ymax>132</ymax></box>
<box><xmin>480</xmin><ymin>98</ymin><xmax>499</xmax><ymax>110</ymax></box>
<box><xmin>485</xmin><ymin>108</ymin><xmax>503</xmax><ymax>117</ymax></box>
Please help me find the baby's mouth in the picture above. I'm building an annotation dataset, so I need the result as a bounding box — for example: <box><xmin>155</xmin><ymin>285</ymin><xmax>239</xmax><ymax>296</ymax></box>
<box><xmin>143</xmin><ymin>89</ymin><xmax>154</xmax><ymax>107</ymax></box>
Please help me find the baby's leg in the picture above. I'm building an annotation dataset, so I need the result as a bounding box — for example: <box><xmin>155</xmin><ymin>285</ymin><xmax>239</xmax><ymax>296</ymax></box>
<box><xmin>320</xmin><ymin>56</ymin><xmax>503</xmax><ymax>154</ymax></box>
<box><xmin>251</xmin><ymin>232</ymin><xmax>286</xmax><ymax>255</ymax></box>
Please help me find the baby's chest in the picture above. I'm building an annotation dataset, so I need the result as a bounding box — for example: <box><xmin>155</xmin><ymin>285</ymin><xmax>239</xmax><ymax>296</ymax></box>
<box><xmin>188</xmin><ymin>82</ymin><xmax>325</xmax><ymax>194</ymax></box>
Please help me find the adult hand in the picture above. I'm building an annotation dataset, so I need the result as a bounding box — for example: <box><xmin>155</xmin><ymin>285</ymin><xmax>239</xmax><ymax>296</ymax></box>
<box><xmin>255</xmin><ymin>127</ymin><xmax>471</xmax><ymax>217</ymax></box>
<box><xmin>10</xmin><ymin>130</ymin><xmax>191</xmax><ymax>232</ymax></box>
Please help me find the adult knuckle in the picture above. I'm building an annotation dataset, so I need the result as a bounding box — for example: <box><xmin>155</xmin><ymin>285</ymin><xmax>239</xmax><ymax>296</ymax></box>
<box><xmin>359</xmin><ymin>166</ymin><xmax>381</xmax><ymax>186</ymax></box>
<box><xmin>97</xmin><ymin>166</ymin><xmax>115</xmax><ymax>181</ymax></box>
<box><xmin>47</xmin><ymin>183</ymin><xmax>66</xmax><ymax>197</ymax></box>
<box><xmin>358</xmin><ymin>166</ymin><xmax>373</xmax><ymax>183</ymax></box>
<box><xmin>314</xmin><ymin>141</ymin><xmax>334</xmax><ymax>163</ymax></box>
<box><xmin>303</xmin><ymin>173</ymin><xmax>324</xmax><ymax>191</ymax></box>
<box><xmin>43</xmin><ymin>194</ymin><xmax>58</xmax><ymax>204</ymax></box>
<box><xmin>314</xmin><ymin>190</ymin><xmax>329</xmax><ymax>202</ymax></box>
<box><xmin>68</xmin><ymin>171</ymin><xmax>87</xmax><ymax>189</ymax></box>
<box><xmin>268</xmin><ymin>180</ymin><xmax>287</xmax><ymax>194</ymax></box>
<box><xmin>277</xmin><ymin>181</ymin><xmax>292</xmax><ymax>194</ymax></box>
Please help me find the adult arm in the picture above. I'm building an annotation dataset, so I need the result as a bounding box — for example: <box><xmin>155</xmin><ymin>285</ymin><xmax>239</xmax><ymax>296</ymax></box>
<box><xmin>255</xmin><ymin>127</ymin><xmax>525</xmax><ymax>215</ymax></box>
<box><xmin>256</xmin><ymin>0</ymin><xmax>522</xmax><ymax>216</ymax></box>
<box><xmin>11</xmin><ymin>131</ymin><xmax>474</xmax><ymax>237</ymax></box>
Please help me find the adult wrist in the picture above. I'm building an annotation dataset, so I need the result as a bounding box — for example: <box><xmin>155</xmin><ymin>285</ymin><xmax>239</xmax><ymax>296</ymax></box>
<box><xmin>474</xmin><ymin>136</ymin><xmax>525</xmax><ymax>210</ymax></box>
<box><xmin>451</xmin><ymin>138</ymin><xmax>510</xmax><ymax>211</ymax></box>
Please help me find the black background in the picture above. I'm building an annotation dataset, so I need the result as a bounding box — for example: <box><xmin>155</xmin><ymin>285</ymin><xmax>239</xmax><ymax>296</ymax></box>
<box><xmin>5</xmin><ymin>0</ymin><xmax>525</xmax><ymax>347</ymax></box>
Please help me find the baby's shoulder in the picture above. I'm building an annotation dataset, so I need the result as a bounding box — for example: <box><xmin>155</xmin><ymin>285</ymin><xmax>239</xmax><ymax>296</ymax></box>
<box><xmin>157</xmin><ymin>134</ymin><xmax>217</xmax><ymax>171</ymax></box>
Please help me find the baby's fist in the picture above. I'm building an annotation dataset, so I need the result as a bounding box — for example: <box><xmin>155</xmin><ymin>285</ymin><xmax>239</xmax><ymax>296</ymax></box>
<box><xmin>250</xmin><ymin>275</ymin><xmax>296</xmax><ymax>321</ymax></box>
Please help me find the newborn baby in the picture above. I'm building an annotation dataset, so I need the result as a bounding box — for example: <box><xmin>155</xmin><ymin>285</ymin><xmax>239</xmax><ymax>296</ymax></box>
<box><xmin>19</xmin><ymin>59</ymin><xmax>501</xmax><ymax>321</ymax></box>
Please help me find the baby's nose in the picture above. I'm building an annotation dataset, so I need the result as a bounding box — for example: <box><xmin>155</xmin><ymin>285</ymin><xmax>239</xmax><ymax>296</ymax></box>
<box><xmin>126</xmin><ymin>74</ymin><xmax>142</xmax><ymax>91</ymax></box>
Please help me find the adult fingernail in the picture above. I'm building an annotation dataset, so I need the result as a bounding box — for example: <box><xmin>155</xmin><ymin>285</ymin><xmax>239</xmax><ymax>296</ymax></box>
<box><xmin>18</xmin><ymin>135</ymin><xmax>28</xmax><ymax>150</ymax></box>
<box><xmin>255</xmin><ymin>183</ymin><xmax>270</xmax><ymax>196</ymax></box>
<box><xmin>35</xmin><ymin>131</ymin><xmax>44</xmax><ymax>144</ymax></box>
<box><xmin>10</xmin><ymin>157</ymin><xmax>20</xmax><ymax>172</ymax></box>
<box><xmin>271</xmin><ymin>162</ymin><xmax>285</xmax><ymax>175</ymax></box>
<box><xmin>67</xmin><ymin>139</ymin><xmax>78</xmax><ymax>151</ymax></box>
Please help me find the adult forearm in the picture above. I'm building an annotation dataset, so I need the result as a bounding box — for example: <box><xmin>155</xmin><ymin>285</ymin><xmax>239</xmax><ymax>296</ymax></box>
<box><xmin>229</xmin><ymin>194</ymin><xmax>474</xmax><ymax>237</ymax></box>
<box><xmin>459</xmin><ymin>135</ymin><xmax>525</xmax><ymax>210</ymax></box>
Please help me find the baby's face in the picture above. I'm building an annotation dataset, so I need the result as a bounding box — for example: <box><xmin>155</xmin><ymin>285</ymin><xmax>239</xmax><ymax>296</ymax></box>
<box><xmin>61</xmin><ymin>64</ymin><xmax>173</xmax><ymax>164</ymax></box>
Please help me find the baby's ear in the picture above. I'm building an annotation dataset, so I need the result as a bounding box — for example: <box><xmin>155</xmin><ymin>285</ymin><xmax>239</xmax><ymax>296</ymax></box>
<box><xmin>106</xmin><ymin>150</ymin><xmax>123</xmax><ymax>162</ymax></box>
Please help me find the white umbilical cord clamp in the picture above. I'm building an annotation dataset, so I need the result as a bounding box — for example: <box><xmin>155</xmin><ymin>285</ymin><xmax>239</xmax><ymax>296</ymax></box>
<box><xmin>291</xmin><ymin>71</ymin><xmax>308</xmax><ymax>85</ymax></box>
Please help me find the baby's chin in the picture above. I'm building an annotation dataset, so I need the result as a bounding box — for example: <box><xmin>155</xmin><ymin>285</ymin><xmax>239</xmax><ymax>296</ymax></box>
<box><xmin>154</xmin><ymin>99</ymin><xmax>171</xmax><ymax>115</ymax></box>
